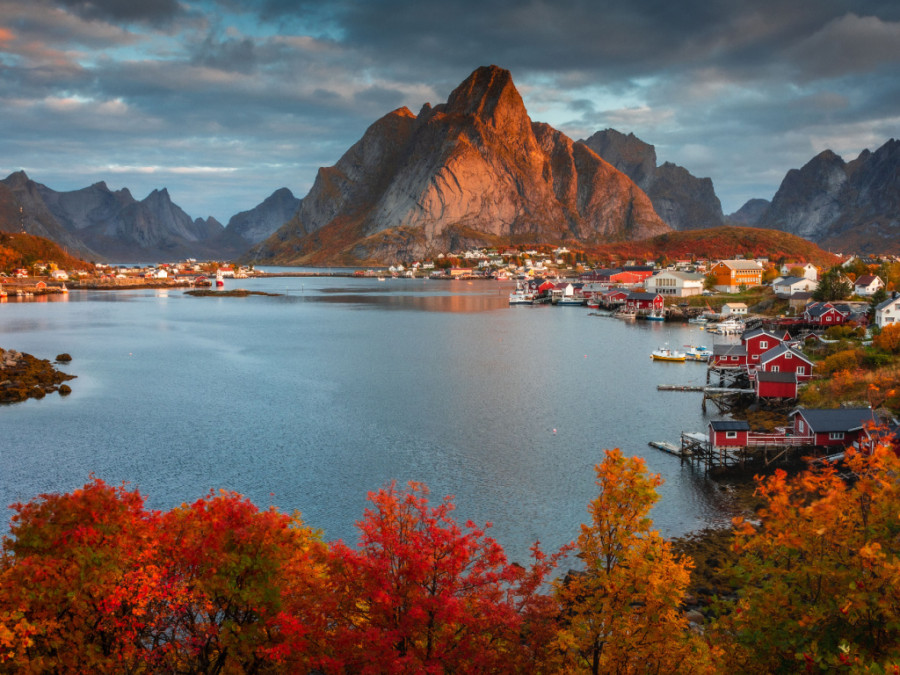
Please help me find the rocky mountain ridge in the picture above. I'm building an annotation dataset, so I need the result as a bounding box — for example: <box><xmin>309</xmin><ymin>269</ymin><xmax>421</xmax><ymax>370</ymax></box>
<box><xmin>732</xmin><ymin>139</ymin><xmax>900</xmax><ymax>254</ymax></box>
<box><xmin>0</xmin><ymin>172</ymin><xmax>296</xmax><ymax>262</ymax></box>
<box><xmin>248</xmin><ymin>65</ymin><xmax>670</xmax><ymax>265</ymax></box>
<box><xmin>580</xmin><ymin>129</ymin><xmax>725</xmax><ymax>231</ymax></box>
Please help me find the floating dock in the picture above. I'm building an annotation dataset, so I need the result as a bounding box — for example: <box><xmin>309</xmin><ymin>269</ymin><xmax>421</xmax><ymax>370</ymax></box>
<box><xmin>648</xmin><ymin>440</ymin><xmax>687</xmax><ymax>457</ymax></box>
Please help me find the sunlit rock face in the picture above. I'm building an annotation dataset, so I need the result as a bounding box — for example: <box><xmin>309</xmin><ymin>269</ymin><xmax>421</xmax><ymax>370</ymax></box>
<box><xmin>250</xmin><ymin>65</ymin><xmax>670</xmax><ymax>265</ymax></box>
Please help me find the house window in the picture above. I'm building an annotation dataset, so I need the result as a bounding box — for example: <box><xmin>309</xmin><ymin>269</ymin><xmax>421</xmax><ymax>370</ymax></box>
<box><xmin>797</xmin><ymin>366</ymin><xmax>805</xmax><ymax>375</ymax></box>
<box><xmin>829</xmin><ymin>432</ymin><xmax>845</xmax><ymax>440</ymax></box>
<box><xmin>760</xmin><ymin>341</ymin><xmax>768</xmax><ymax>349</ymax></box>
<box><xmin>771</xmin><ymin>365</ymin><xmax>780</xmax><ymax>372</ymax></box>
<box><xmin>786</xmin><ymin>352</ymin><xmax>793</xmax><ymax>359</ymax></box>
<box><xmin>752</xmin><ymin>354</ymin><xmax>759</xmax><ymax>360</ymax></box>
<box><xmin>798</xmin><ymin>420</ymin><xmax>805</xmax><ymax>433</ymax></box>
<box><xmin>725</xmin><ymin>431</ymin><xmax>738</xmax><ymax>439</ymax></box>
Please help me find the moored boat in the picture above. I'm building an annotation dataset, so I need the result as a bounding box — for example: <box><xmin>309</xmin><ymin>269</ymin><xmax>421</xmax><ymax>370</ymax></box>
<box><xmin>508</xmin><ymin>283</ymin><xmax>535</xmax><ymax>305</ymax></box>
<box><xmin>683</xmin><ymin>345</ymin><xmax>711</xmax><ymax>361</ymax></box>
<box><xmin>646</xmin><ymin>309</ymin><xmax>665</xmax><ymax>321</ymax></box>
<box><xmin>710</xmin><ymin>317</ymin><xmax>743</xmax><ymax>334</ymax></box>
<box><xmin>651</xmin><ymin>346</ymin><xmax>687</xmax><ymax>362</ymax></box>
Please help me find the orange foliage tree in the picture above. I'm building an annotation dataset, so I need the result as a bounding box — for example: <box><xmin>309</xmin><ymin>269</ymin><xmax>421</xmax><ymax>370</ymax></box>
<box><xmin>555</xmin><ymin>449</ymin><xmax>712</xmax><ymax>674</ymax></box>
<box><xmin>713</xmin><ymin>446</ymin><xmax>900</xmax><ymax>673</ymax></box>
<box><xmin>873</xmin><ymin>323</ymin><xmax>900</xmax><ymax>353</ymax></box>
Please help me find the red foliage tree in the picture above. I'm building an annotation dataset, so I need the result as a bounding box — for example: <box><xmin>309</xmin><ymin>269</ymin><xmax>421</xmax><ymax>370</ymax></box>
<box><xmin>307</xmin><ymin>481</ymin><xmax>565</xmax><ymax>673</ymax></box>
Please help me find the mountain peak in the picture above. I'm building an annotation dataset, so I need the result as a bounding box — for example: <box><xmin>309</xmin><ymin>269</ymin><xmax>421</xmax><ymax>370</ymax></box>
<box><xmin>444</xmin><ymin>65</ymin><xmax>526</xmax><ymax>127</ymax></box>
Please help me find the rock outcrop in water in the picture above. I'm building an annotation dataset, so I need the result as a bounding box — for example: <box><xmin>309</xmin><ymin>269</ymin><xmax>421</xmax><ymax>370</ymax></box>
<box><xmin>247</xmin><ymin>65</ymin><xmax>669</xmax><ymax>265</ymax></box>
<box><xmin>0</xmin><ymin>348</ymin><xmax>76</xmax><ymax>403</ymax></box>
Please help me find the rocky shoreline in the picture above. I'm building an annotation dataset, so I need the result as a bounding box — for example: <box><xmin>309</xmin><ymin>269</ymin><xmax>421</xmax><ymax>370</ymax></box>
<box><xmin>0</xmin><ymin>349</ymin><xmax>76</xmax><ymax>403</ymax></box>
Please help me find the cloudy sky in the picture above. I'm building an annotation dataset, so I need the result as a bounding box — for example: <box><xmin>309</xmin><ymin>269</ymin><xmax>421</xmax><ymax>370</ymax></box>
<box><xmin>2</xmin><ymin>0</ymin><xmax>899</xmax><ymax>224</ymax></box>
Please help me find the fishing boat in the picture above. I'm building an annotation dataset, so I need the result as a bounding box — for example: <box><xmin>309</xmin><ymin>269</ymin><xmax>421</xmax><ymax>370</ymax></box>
<box><xmin>687</xmin><ymin>316</ymin><xmax>708</xmax><ymax>325</ymax></box>
<box><xmin>508</xmin><ymin>283</ymin><xmax>534</xmax><ymax>305</ymax></box>
<box><xmin>651</xmin><ymin>346</ymin><xmax>687</xmax><ymax>362</ymax></box>
<box><xmin>555</xmin><ymin>296</ymin><xmax>584</xmax><ymax>306</ymax></box>
<box><xmin>646</xmin><ymin>309</ymin><xmax>665</xmax><ymax>321</ymax></box>
<box><xmin>683</xmin><ymin>345</ymin><xmax>711</xmax><ymax>361</ymax></box>
<box><xmin>215</xmin><ymin>271</ymin><xmax>225</xmax><ymax>288</ymax></box>
<box><xmin>711</xmin><ymin>317</ymin><xmax>743</xmax><ymax>334</ymax></box>
<box><xmin>614</xmin><ymin>307</ymin><xmax>636</xmax><ymax>320</ymax></box>
<box><xmin>0</xmin><ymin>285</ymin><xmax>6</xmax><ymax>299</ymax></box>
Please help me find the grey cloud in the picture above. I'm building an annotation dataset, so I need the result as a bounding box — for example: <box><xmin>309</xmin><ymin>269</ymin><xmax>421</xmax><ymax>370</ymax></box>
<box><xmin>52</xmin><ymin>0</ymin><xmax>183</xmax><ymax>25</ymax></box>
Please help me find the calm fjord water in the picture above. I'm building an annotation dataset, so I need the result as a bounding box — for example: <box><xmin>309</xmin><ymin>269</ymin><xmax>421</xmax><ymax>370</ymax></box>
<box><xmin>0</xmin><ymin>275</ymin><xmax>739</xmax><ymax>563</ymax></box>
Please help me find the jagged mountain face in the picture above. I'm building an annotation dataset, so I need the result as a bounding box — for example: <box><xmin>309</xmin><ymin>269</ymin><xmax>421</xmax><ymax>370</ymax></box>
<box><xmin>580</xmin><ymin>130</ymin><xmax>725</xmax><ymax>231</ymax></box>
<box><xmin>0</xmin><ymin>172</ymin><xmax>99</xmax><ymax>259</ymax></box>
<box><xmin>757</xmin><ymin>140</ymin><xmax>900</xmax><ymax>253</ymax></box>
<box><xmin>250</xmin><ymin>65</ymin><xmax>669</xmax><ymax>265</ymax></box>
<box><xmin>225</xmin><ymin>188</ymin><xmax>301</xmax><ymax>245</ymax></box>
<box><xmin>728</xmin><ymin>198</ymin><xmax>770</xmax><ymax>225</ymax></box>
<box><xmin>0</xmin><ymin>173</ymin><xmax>232</xmax><ymax>261</ymax></box>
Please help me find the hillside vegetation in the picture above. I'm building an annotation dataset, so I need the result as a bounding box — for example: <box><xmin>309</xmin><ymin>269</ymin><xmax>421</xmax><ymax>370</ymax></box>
<box><xmin>0</xmin><ymin>232</ymin><xmax>94</xmax><ymax>274</ymax></box>
<box><xmin>590</xmin><ymin>226</ymin><xmax>839</xmax><ymax>266</ymax></box>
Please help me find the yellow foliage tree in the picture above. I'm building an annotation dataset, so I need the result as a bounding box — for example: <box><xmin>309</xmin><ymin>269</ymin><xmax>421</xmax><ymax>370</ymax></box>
<box><xmin>555</xmin><ymin>449</ymin><xmax>713</xmax><ymax>674</ymax></box>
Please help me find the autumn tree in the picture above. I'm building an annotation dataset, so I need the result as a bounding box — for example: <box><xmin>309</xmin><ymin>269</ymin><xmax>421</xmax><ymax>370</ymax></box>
<box><xmin>0</xmin><ymin>478</ymin><xmax>159</xmax><ymax>673</ymax></box>
<box><xmin>555</xmin><ymin>449</ymin><xmax>712</xmax><ymax>674</ymax></box>
<box><xmin>873</xmin><ymin>323</ymin><xmax>900</xmax><ymax>354</ymax></box>
<box><xmin>147</xmin><ymin>490</ymin><xmax>317</xmax><ymax>674</ymax></box>
<box><xmin>713</xmin><ymin>446</ymin><xmax>900</xmax><ymax>673</ymax></box>
<box><xmin>314</xmin><ymin>481</ymin><xmax>565</xmax><ymax>674</ymax></box>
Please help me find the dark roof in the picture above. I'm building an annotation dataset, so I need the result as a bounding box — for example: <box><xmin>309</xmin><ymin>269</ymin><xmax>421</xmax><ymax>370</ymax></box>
<box><xmin>759</xmin><ymin>343</ymin><xmax>813</xmax><ymax>364</ymax></box>
<box><xmin>875</xmin><ymin>293</ymin><xmax>900</xmax><ymax>311</ymax></box>
<box><xmin>712</xmin><ymin>344</ymin><xmax>747</xmax><ymax>356</ymax></box>
<box><xmin>626</xmin><ymin>292</ymin><xmax>660</xmax><ymax>300</ymax></box>
<box><xmin>709</xmin><ymin>420</ymin><xmax>751</xmax><ymax>431</ymax></box>
<box><xmin>791</xmin><ymin>407</ymin><xmax>875</xmax><ymax>433</ymax></box>
<box><xmin>775</xmin><ymin>276</ymin><xmax>807</xmax><ymax>285</ymax></box>
<box><xmin>756</xmin><ymin>371</ymin><xmax>797</xmax><ymax>383</ymax></box>
<box><xmin>623</xmin><ymin>265</ymin><xmax>654</xmax><ymax>272</ymax></box>
<box><xmin>741</xmin><ymin>327</ymin><xmax>783</xmax><ymax>342</ymax></box>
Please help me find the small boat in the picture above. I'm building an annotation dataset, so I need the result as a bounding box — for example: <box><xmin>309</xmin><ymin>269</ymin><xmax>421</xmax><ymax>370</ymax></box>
<box><xmin>651</xmin><ymin>346</ymin><xmax>687</xmax><ymax>362</ymax></box>
<box><xmin>614</xmin><ymin>308</ymin><xmax>636</xmax><ymax>320</ymax></box>
<box><xmin>0</xmin><ymin>285</ymin><xmax>6</xmax><ymax>299</ymax></box>
<box><xmin>555</xmin><ymin>296</ymin><xmax>584</xmax><ymax>306</ymax></box>
<box><xmin>646</xmin><ymin>309</ymin><xmax>665</xmax><ymax>321</ymax></box>
<box><xmin>684</xmin><ymin>345</ymin><xmax>711</xmax><ymax>361</ymax></box>
<box><xmin>59</xmin><ymin>284</ymin><xmax>68</xmax><ymax>294</ymax></box>
<box><xmin>215</xmin><ymin>271</ymin><xmax>225</xmax><ymax>288</ymax></box>
<box><xmin>687</xmin><ymin>316</ymin><xmax>708</xmax><ymax>325</ymax></box>
<box><xmin>711</xmin><ymin>318</ymin><xmax>743</xmax><ymax>334</ymax></box>
<box><xmin>509</xmin><ymin>283</ymin><xmax>535</xmax><ymax>305</ymax></box>
<box><xmin>377</xmin><ymin>276</ymin><xmax>386</xmax><ymax>281</ymax></box>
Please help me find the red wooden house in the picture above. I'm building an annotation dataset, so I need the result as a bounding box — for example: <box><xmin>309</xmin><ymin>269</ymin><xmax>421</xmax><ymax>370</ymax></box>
<box><xmin>757</xmin><ymin>344</ymin><xmax>814</xmax><ymax>380</ymax></box>
<box><xmin>708</xmin><ymin>420</ymin><xmax>750</xmax><ymax>449</ymax></box>
<box><xmin>755</xmin><ymin>371</ymin><xmax>799</xmax><ymax>399</ymax></box>
<box><xmin>601</xmin><ymin>288</ymin><xmax>629</xmax><ymax>305</ymax></box>
<box><xmin>803</xmin><ymin>302</ymin><xmax>848</xmax><ymax>326</ymax></box>
<box><xmin>710</xmin><ymin>343</ymin><xmax>747</xmax><ymax>368</ymax></box>
<box><xmin>741</xmin><ymin>328</ymin><xmax>787</xmax><ymax>367</ymax></box>
<box><xmin>789</xmin><ymin>407</ymin><xmax>876</xmax><ymax>448</ymax></box>
<box><xmin>624</xmin><ymin>291</ymin><xmax>663</xmax><ymax>312</ymax></box>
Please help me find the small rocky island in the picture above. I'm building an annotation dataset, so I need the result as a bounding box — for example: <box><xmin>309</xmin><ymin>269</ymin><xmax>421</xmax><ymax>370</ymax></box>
<box><xmin>0</xmin><ymin>348</ymin><xmax>76</xmax><ymax>403</ymax></box>
<box><xmin>185</xmin><ymin>289</ymin><xmax>281</xmax><ymax>297</ymax></box>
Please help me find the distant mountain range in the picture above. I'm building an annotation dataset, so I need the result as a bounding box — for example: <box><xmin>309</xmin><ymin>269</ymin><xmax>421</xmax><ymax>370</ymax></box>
<box><xmin>731</xmin><ymin>139</ymin><xmax>900</xmax><ymax>254</ymax></box>
<box><xmin>0</xmin><ymin>64</ymin><xmax>897</xmax><ymax>262</ymax></box>
<box><xmin>0</xmin><ymin>172</ymin><xmax>299</xmax><ymax>262</ymax></box>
